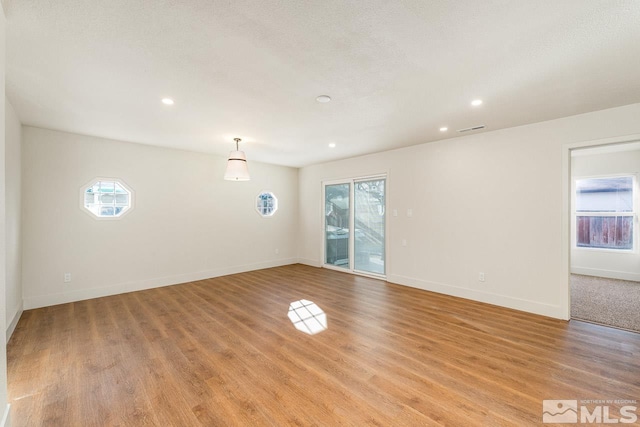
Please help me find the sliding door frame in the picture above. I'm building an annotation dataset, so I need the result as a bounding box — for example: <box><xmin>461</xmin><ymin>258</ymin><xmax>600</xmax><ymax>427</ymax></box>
<box><xmin>322</xmin><ymin>173</ymin><xmax>388</xmax><ymax>280</ymax></box>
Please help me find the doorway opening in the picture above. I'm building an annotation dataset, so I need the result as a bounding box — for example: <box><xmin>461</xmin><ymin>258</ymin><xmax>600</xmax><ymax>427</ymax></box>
<box><xmin>568</xmin><ymin>141</ymin><xmax>640</xmax><ymax>332</ymax></box>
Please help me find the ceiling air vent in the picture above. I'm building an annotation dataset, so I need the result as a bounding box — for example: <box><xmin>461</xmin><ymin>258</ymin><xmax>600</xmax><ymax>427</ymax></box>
<box><xmin>457</xmin><ymin>125</ymin><xmax>486</xmax><ymax>133</ymax></box>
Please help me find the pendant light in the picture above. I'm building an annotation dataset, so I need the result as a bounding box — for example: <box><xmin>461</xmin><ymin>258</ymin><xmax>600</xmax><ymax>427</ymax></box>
<box><xmin>224</xmin><ymin>137</ymin><xmax>250</xmax><ymax>181</ymax></box>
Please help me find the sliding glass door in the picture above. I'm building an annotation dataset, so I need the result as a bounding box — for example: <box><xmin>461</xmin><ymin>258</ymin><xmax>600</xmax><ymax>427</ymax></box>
<box><xmin>354</xmin><ymin>179</ymin><xmax>386</xmax><ymax>274</ymax></box>
<box><xmin>324</xmin><ymin>183</ymin><xmax>351</xmax><ymax>268</ymax></box>
<box><xmin>324</xmin><ymin>176</ymin><xmax>386</xmax><ymax>276</ymax></box>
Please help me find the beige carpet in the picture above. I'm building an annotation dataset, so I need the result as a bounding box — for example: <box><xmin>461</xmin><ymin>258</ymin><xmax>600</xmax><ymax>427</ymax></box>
<box><xmin>571</xmin><ymin>274</ymin><xmax>640</xmax><ymax>333</ymax></box>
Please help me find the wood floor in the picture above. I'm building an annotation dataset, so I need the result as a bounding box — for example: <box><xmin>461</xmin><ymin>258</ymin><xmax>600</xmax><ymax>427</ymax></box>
<box><xmin>8</xmin><ymin>265</ymin><xmax>640</xmax><ymax>426</ymax></box>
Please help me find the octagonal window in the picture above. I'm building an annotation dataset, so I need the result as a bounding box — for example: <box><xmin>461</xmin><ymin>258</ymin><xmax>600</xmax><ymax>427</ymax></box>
<box><xmin>82</xmin><ymin>179</ymin><xmax>134</xmax><ymax>219</ymax></box>
<box><xmin>256</xmin><ymin>191</ymin><xmax>278</xmax><ymax>217</ymax></box>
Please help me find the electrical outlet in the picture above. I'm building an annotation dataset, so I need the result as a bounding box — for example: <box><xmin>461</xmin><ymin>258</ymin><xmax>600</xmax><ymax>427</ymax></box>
<box><xmin>275</xmin><ymin>248</ymin><xmax>279</xmax><ymax>255</ymax></box>
<box><xmin>64</xmin><ymin>273</ymin><xmax>72</xmax><ymax>283</ymax></box>
<box><xmin>479</xmin><ymin>272</ymin><xmax>485</xmax><ymax>282</ymax></box>
<box><xmin>402</xmin><ymin>239</ymin><xmax>407</xmax><ymax>247</ymax></box>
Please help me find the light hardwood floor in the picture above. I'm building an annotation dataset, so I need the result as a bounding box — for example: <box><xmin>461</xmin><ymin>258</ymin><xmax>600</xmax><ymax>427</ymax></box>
<box><xmin>8</xmin><ymin>265</ymin><xmax>640</xmax><ymax>426</ymax></box>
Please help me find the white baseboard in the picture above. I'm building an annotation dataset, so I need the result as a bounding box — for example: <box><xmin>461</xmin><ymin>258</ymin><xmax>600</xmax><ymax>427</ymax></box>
<box><xmin>571</xmin><ymin>266</ymin><xmax>640</xmax><ymax>282</ymax></box>
<box><xmin>296</xmin><ymin>258</ymin><xmax>322</xmax><ymax>268</ymax></box>
<box><xmin>0</xmin><ymin>404</ymin><xmax>10</xmax><ymax>427</ymax></box>
<box><xmin>387</xmin><ymin>274</ymin><xmax>567</xmax><ymax>320</ymax></box>
<box><xmin>24</xmin><ymin>258</ymin><xmax>298</xmax><ymax>310</ymax></box>
<box><xmin>6</xmin><ymin>304</ymin><xmax>23</xmax><ymax>343</ymax></box>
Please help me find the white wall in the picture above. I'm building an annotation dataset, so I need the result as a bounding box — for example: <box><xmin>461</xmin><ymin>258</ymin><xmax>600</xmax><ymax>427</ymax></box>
<box><xmin>22</xmin><ymin>127</ymin><xmax>298</xmax><ymax>309</ymax></box>
<box><xmin>4</xmin><ymin>99</ymin><xmax>20</xmax><ymax>341</ymax></box>
<box><xmin>0</xmin><ymin>3</ymin><xmax>9</xmax><ymax>425</ymax></box>
<box><xmin>571</xmin><ymin>148</ymin><xmax>640</xmax><ymax>281</ymax></box>
<box><xmin>298</xmin><ymin>103</ymin><xmax>640</xmax><ymax>320</ymax></box>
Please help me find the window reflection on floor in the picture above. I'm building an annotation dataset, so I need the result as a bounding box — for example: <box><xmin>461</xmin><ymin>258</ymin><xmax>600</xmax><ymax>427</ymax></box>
<box><xmin>287</xmin><ymin>300</ymin><xmax>328</xmax><ymax>335</ymax></box>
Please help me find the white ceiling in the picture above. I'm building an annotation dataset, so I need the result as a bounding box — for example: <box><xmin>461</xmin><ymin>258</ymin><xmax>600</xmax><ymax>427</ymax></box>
<box><xmin>5</xmin><ymin>0</ymin><xmax>640</xmax><ymax>167</ymax></box>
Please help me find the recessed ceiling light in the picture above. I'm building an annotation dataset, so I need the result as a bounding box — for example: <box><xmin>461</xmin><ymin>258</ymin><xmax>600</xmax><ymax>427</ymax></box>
<box><xmin>328</xmin><ymin>143</ymin><xmax>336</xmax><ymax>148</ymax></box>
<box><xmin>439</xmin><ymin>127</ymin><xmax>448</xmax><ymax>132</ymax></box>
<box><xmin>316</xmin><ymin>95</ymin><xmax>331</xmax><ymax>103</ymax></box>
<box><xmin>162</xmin><ymin>98</ymin><xmax>174</xmax><ymax>105</ymax></box>
<box><xmin>471</xmin><ymin>99</ymin><xmax>483</xmax><ymax>106</ymax></box>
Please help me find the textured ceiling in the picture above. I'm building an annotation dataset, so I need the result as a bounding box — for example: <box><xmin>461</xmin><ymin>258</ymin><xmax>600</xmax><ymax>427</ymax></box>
<box><xmin>5</xmin><ymin>0</ymin><xmax>640</xmax><ymax>167</ymax></box>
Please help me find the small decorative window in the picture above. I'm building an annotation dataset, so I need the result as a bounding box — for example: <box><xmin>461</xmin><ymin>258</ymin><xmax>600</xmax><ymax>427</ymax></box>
<box><xmin>256</xmin><ymin>191</ymin><xmax>278</xmax><ymax>217</ymax></box>
<box><xmin>81</xmin><ymin>178</ymin><xmax>134</xmax><ymax>219</ymax></box>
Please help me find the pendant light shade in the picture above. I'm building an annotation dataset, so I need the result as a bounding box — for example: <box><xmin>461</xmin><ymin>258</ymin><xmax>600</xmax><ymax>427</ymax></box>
<box><xmin>224</xmin><ymin>138</ymin><xmax>250</xmax><ymax>181</ymax></box>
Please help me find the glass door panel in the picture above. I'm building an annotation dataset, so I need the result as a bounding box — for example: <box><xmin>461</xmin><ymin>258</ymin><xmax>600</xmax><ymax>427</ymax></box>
<box><xmin>325</xmin><ymin>183</ymin><xmax>350</xmax><ymax>268</ymax></box>
<box><xmin>354</xmin><ymin>179</ymin><xmax>386</xmax><ymax>275</ymax></box>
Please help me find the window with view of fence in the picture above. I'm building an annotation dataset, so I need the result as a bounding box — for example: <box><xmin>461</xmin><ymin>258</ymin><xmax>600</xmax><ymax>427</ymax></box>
<box><xmin>575</xmin><ymin>176</ymin><xmax>635</xmax><ymax>250</ymax></box>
